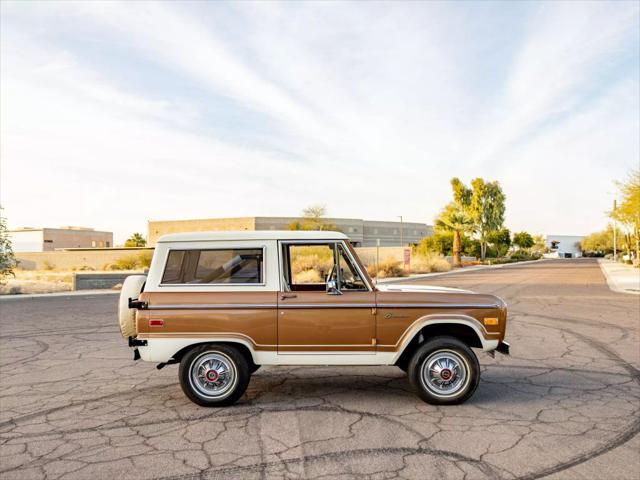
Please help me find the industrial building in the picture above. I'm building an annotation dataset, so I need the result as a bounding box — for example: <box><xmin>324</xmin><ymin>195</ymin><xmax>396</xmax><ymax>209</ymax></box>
<box><xmin>147</xmin><ymin>217</ymin><xmax>432</xmax><ymax>247</ymax></box>
<box><xmin>8</xmin><ymin>226</ymin><xmax>113</xmax><ymax>252</ymax></box>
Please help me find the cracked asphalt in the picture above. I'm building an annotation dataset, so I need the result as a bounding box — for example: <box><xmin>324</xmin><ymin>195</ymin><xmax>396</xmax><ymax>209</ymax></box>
<box><xmin>1</xmin><ymin>259</ymin><xmax>639</xmax><ymax>479</ymax></box>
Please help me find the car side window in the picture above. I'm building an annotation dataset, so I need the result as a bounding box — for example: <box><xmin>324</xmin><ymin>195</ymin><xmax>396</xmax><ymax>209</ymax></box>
<box><xmin>281</xmin><ymin>242</ymin><xmax>367</xmax><ymax>292</ymax></box>
<box><xmin>337</xmin><ymin>245</ymin><xmax>367</xmax><ymax>291</ymax></box>
<box><xmin>161</xmin><ymin>248</ymin><xmax>263</xmax><ymax>284</ymax></box>
<box><xmin>283</xmin><ymin>243</ymin><xmax>335</xmax><ymax>291</ymax></box>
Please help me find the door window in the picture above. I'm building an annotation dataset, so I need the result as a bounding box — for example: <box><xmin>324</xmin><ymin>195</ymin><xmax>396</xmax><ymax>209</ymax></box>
<box><xmin>281</xmin><ymin>242</ymin><xmax>368</xmax><ymax>292</ymax></box>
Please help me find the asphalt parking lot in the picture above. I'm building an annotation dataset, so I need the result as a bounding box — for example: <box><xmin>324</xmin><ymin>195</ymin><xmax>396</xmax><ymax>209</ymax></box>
<box><xmin>1</xmin><ymin>259</ymin><xmax>638</xmax><ymax>480</ymax></box>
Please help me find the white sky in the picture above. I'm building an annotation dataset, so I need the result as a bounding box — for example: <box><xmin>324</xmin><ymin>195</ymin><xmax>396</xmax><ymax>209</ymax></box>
<box><xmin>1</xmin><ymin>1</ymin><xmax>638</xmax><ymax>244</ymax></box>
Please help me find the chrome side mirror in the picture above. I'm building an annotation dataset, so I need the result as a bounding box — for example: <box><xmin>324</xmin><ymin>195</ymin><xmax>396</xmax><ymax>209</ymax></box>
<box><xmin>326</xmin><ymin>279</ymin><xmax>342</xmax><ymax>295</ymax></box>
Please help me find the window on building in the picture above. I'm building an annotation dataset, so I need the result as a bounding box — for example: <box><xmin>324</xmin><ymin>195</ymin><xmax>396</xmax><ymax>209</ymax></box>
<box><xmin>161</xmin><ymin>249</ymin><xmax>263</xmax><ymax>284</ymax></box>
<box><xmin>106</xmin><ymin>241</ymin><xmax>110</xmax><ymax>247</ymax></box>
<box><xmin>92</xmin><ymin>241</ymin><xmax>96</xmax><ymax>247</ymax></box>
<box><xmin>99</xmin><ymin>241</ymin><xmax>104</xmax><ymax>247</ymax></box>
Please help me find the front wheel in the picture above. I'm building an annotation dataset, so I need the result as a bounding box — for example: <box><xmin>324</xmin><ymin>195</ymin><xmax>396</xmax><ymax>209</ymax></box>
<box><xmin>408</xmin><ymin>336</ymin><xmax>480</xmax><ymax>405</ymax></box>
<box><xmin>179</xmin><ymin>344</ymin><xmax>250</xmax><ymax>407</ymax></box>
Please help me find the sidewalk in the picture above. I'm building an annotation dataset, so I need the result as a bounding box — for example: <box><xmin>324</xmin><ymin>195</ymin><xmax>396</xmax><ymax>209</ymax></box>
<box><xmin>598</xmin><ymin>259</ymin><xmax>640</xmax><ymax>295</ymax></box>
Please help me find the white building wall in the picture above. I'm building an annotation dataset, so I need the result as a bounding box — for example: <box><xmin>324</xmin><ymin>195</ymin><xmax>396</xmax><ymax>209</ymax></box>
<box><xmin>9</xmin><ymin>230</ymin><xmax>44</xmax><ymax>252</ymax></box>
<box><xmin>545</xmin><ymin>235</ymin><xmax>584</xmax><ymax>258</ymax></box>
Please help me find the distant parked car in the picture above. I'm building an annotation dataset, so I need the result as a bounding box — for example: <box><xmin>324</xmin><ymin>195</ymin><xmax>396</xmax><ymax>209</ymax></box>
<box><xmin>118</xmin><ymin>231</ymin><xmax>509</xmax><ymax>407</ymax></box>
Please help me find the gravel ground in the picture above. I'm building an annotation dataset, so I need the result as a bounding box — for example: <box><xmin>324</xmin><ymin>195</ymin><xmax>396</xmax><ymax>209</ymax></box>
<box><xmin>0</xmin><ymin>259</ymin><xmax>638</xmax><ymax>479</ymax></box>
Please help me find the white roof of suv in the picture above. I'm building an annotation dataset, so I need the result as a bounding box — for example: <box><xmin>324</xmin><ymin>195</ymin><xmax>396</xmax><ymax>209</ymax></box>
<box><xmin>157</xmin><ymin>230</ymin><xmax>349</xmax><ymax>243</ymax></box>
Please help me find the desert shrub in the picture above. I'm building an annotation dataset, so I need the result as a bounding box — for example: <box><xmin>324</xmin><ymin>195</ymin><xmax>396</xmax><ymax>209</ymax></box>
<box><xmin>367</xmin><ymin>258</ymin><xmax>406</xmax><ymax>279</ymax></box>
<box><xmin>109</xmin><ymin>252</ymin><xmax>153</xmax><ymax>271</ymax></box>
<box><xmin>111</xmin><ymin>255</ymin><xmax>141</xmax><ymax>270</ymax></box>
<box><xmin>411</xmin><ymin>254</ymin><xmax>451</xmax><ymax>273</ymax></box>
<box><xmin>42</xmin><ymin>260</ymin><xmax>55</xmax><ymax>271</ymax></box>
<box><xmin>137</xmin><ymin>251</ymin><xmax>153</xmax><ymax>269</ymax></box>
<box><xmin>509</xmin><ymin>251</ymin><xmax>541</xmax><ymax>261</ymax></box>
<box><xmin>73</xmin><ymin>265</ymin><xmax>95</xmax><ymax>271</ymax></box>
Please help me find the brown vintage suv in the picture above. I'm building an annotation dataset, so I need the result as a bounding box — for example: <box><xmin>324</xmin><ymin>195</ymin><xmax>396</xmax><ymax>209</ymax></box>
<box><xmin>118</xmin><ymin>231</ymin><xmax>509</xmax><ymax>407</ymax></box>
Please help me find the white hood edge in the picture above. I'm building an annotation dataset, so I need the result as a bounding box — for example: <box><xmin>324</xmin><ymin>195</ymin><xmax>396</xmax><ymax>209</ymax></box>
<box><xmin>376</xmin><ymin>284</ymin><xmax>473</xmax><ymax>294</ymax></box>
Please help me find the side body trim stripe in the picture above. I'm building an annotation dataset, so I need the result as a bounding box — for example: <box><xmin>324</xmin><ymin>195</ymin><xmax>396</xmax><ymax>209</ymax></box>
<box><xmin>147</xmin><ymin>303</ymin><xmax>498</xmax><ymax>310</ymax></box>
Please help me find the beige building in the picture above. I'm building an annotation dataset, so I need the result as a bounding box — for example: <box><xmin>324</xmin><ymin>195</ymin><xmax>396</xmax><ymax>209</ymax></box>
<box><xmin>9</xmin><ymin>227</ymin><xmax>113</xmax><ymax>252</ymax></box>
<box><xmin>148</xmin><ymin>217</ymin><xmax>432</xmax><ymax>247</ymax></box>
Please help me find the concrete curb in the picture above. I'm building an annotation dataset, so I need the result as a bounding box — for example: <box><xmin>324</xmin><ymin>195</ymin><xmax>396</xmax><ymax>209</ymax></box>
<box><xmin>378</xmin><ymin>258</ymin><xmax>546</xmax><ymax>284</ymax></box>
<box><xmin>0</xmin><ymin>289</ymin><xmax>120</xmax><ymax>301</ymax></box>
<box><xmin>597</xmin><ymin>259</ymin><xmax>640</xmax><ymax>295</ymax></box>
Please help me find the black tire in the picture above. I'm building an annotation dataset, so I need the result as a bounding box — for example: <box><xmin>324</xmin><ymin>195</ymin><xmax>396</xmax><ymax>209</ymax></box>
<box><xmin>179</xmin><ymin>344</ymin><xmax>250</xmax><ymax>407</ymax></box>
<box><xmin>407</xmin><ymin>336</ymin><xmax>480</xmax><ymax>405</ymax></box>
<box><xmin>396</xmin><ymin>356</ymin><xmax>410</xmax><ymax>373</ymax></box>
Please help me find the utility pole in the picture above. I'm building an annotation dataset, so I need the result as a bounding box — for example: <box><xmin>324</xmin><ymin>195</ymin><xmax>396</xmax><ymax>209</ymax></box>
<box><xmin>613</xmin><ymin>199</ymin><xmax>617</xmax><ymax>262</ymax></box>
<box><xmin>398</xmin><ymin>216</ymin><xmax>404</xmax><ymax>247</ymax></box>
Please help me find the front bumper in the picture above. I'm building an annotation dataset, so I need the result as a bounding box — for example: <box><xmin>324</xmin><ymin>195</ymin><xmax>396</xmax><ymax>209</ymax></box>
<box><xmin>496</xmin><ymin>341</ymin><xmax>510</xmax><ymax>355</ymax></box>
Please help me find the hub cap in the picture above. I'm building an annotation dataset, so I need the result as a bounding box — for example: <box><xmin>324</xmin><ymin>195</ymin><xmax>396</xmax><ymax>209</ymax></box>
<box><xmin>421</xmin><ymin>350</ymin><xmax>468</xmax><ymax>397</ymax></box>
<box><xmin>190</xmin><ymin>352</ymin><xmax>237</xmax><ymax>399</ymax></box>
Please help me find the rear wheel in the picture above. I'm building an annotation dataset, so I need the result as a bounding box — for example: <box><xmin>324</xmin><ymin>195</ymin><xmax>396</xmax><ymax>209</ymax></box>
<box><xmin>408</xmin><ymin>336</ymin><xmax>480</xmax><ymax>405</ymax></box>
<box><xmin>179</xmin><ymin>344</ymin><xmax>250</xmax><ymax>407</ymax></box>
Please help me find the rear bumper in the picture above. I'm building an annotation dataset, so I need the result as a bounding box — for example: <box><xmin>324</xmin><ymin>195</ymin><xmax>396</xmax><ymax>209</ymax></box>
<box><xmin>496</xmin><ymin>341</ymin><xmax>510</xmax><ymax>355</ymax></box>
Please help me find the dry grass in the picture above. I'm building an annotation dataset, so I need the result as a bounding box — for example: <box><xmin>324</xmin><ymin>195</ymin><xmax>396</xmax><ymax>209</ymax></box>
<box><xmin>0</xmin><ymin>270</ymin><xmax>74</xmax><ymax>295</ymax></box>
<box><xmin>0</xmin><ymin>268</ymin><xmax>143</xmax><ymax>295</ymax></box>
<box><xmin>367</xmin><ymin>258</ymin><xmax>407</xmax><ymax>279</ymax></box>
<box><xmin>411</xmin><ymin>254</ymin><xmax>451</xmax><ymax>273</ymax></box>
<box><xmin>365</xmin><ymin>254</ymin><xmax>451</xmax><ymax>278</ymax></box>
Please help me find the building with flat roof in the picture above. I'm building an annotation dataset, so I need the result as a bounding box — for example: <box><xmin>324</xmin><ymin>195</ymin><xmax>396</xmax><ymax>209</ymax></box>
<box><xmin>148</xmin><ymin>217</ymin><xmax>432</xmax><ymax>247</ymax></box>
<box><xmin>9</xmin><ymin>227</ymin><xmax>113</xmax><ymax>252</ymax></box>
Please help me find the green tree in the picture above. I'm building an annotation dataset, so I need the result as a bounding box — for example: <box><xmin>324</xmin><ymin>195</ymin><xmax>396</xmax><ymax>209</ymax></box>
<box><xmin>0</xmin><ymin>208</ymin><xmax>17</xmax><ymax>284</ymax></box>
<box><xmin>435</xmin><ymin>202</ymin><xmax>474</xmax><ymax>267</ymax></box>
<box><xmin>449</xmin><ymin>177</ymin><xmax>506</xmax><ymax>260</ymax></box>
<box><xmin>288</xmin><ymin>204</ymin><xmax>338</xmax><ymax>231</ymax></box>
<box><xmin>415</xmin><ymin>232</ymin><xmax>453</xmax><ymax>256</ymax></box>
<box><xmin>487</xmin><ymin>228</ymin><xmax>511</xmax><ymax>257</ymax></box>
<box><xmin>124</xmin><ymin>233</ymin><xmax>147</xmax><ymax>247</ymax></box>
<box><xmin>513</xmin><ymin>231</ymin><xmax>534</xmax><ymax>250</ymax></box>
<box><xmin>611</xmin><ymin>169</ymin><xmax>640</xmax><ymax>264</ymax></box>
<box><xmin>581</xmin><ymin>225</ymin><xmax>625</xmax><ymax>256</ymax></box>
<box><xmin>531</xmin><ymin>235</ymin><xmax>549</xmax><ymax>256</ymax></box>
<box><xmin>469</xmin><ymin>179</ymin><xmax>506</xmax><ymax>260</ymax></box>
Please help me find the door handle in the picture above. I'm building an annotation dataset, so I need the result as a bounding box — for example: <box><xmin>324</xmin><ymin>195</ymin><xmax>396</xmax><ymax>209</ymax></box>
<box><xmin>280</xmin><ymin>293</ymin><xmax>297</xmax><ymax>300</ymax></box>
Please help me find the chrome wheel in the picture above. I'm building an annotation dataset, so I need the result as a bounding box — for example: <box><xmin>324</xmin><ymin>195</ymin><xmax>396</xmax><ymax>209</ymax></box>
<box><xmin>189</xmin><ymin>352</ymin><xmax>237</xmax><ymax>399</ymax></box>
<box><xmin>420</xmin><ymin>349</ymin><xmax>469</xmax><ymax>398</ymax></box>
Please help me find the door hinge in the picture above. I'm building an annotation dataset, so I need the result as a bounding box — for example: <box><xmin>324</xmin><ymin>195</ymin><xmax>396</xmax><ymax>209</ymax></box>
<box><xmin>371</xmin><ymin>307</ymin><xmax>377</xmax><ymax>315</ymax></box>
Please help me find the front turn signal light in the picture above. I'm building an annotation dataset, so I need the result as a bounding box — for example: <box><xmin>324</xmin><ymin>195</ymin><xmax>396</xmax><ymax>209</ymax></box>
<box><xmin>484</xmin><ymin>317</ymin><xmax>499</xmax><ymax>326</ymax></box>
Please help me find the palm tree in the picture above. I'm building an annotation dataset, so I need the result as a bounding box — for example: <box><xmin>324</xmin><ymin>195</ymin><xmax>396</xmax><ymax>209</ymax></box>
<box><xmin>125</xmin><ymin>233</ymin><xmax>147</xmax><ymax>247</ymax></box>
<box><xmin>435</xmin><ymin>203</ymin><xmax>475</xmax><ymax>268</ymax></box>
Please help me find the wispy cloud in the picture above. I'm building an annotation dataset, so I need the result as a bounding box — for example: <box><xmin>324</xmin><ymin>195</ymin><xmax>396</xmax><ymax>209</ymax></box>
<box><xmin>1</xmin><ymin>1</ymin><xmax>638</xmax><ymax>241</ymax></box>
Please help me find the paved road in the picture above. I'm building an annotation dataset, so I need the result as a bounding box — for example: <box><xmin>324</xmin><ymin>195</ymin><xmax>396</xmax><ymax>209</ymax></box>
<box><xmin>1</xmin><ymin>259</ymin><xmax>638</xmax><ymax>479</ymax></box>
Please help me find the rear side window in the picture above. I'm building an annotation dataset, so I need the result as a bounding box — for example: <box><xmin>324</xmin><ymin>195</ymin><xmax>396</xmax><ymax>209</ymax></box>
<box><xmin>161</xmin><ymin>248</ymin><xmax>263</xmax><ymax>284</ymax></box>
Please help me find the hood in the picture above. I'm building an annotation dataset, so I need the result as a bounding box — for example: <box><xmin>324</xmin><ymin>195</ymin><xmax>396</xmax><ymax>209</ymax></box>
<box><xmin>376</xmin><ymin>284</ymin><xmax>473</xmax><ymax>294</ymax></box>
